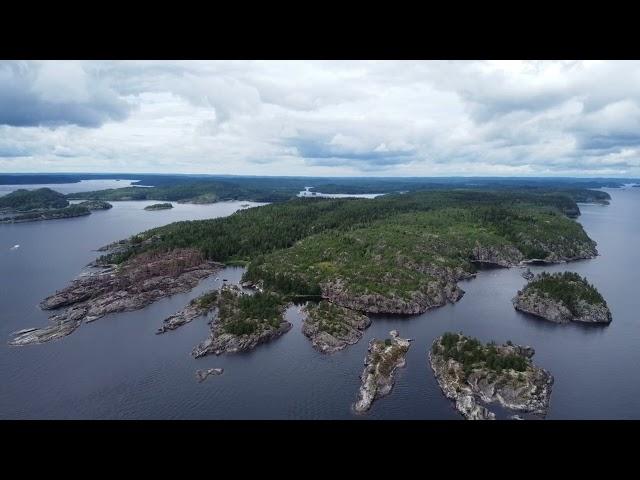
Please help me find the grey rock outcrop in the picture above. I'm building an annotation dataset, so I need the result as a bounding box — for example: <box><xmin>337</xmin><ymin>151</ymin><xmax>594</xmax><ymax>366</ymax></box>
<box><xmin>191</xmin><ymin>286</ymin><xmax>291</xmax><ymax>357</ymax></box>
<box><xmin>429</xmin><ymin>334</ymin><xmax>553</xmax><ymax>420</ymax></box>
<box><xmin>301</xmin><ymin>301</ymin><xmax>371</xmax><ymax>353</ymax></box>
<box><xmin>196</xmin><ymin>368</ymin><xmax>223</xmax><ymax>382</ymax></box>
<box><xmin>9</xmin><ymin>249</ymin><xmax>222</xmax><ymax>346</ymax></box>
<box><xmin>353</xmin><ymin>331</ymin><xmax>411</xmax><ymax>414</ymax></box>
<box><xmin>513</xmin><ymin>272</ymin><xmax>612</xmax><ymax>324</ymax></box>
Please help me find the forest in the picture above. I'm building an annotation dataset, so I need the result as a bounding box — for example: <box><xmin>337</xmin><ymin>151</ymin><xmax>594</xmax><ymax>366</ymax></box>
<box><xmin>435</xmin><ymin>333</ymin><xmax>528</xmax><ymax>375</ymax></box>
<box><xmin>0</xmin><ymin>188</ymin><xmax>69</xmax><ymax>211</ymax></box>
<box><xmin>97</xmin><ymin>189</ymin><xmax>598</xmax><ymax>306</ymax></box>
<box><xmin>524</xmin><ymin>272</ymin><xmax>608</xmax><ymax>315</ymax></box>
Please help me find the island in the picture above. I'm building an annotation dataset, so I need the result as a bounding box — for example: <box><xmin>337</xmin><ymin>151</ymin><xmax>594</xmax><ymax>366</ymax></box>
<box><xmin>1</xmin><ymin>205</ymin><xmax>91</xmax><ymax>223</ymax></box>
<box><xmin>144</xmin><ymin>202</ymin><xmax>173</xmax><ymax>211</ymax></box>
<box><xmin>429</xmin><ymin>333</ymin><xmax>554</xmax><ymax>420</ymax></box>
<box><xmin>0</xmin><ymin>188</ymin><xmax>111</xmax><ymax>223</ymax></box>
<box><xmin>196</xmin><ymin>368</ymin><xmax>223</xmax><ymax>383</ymax></box>
<box><xmin>0</xmin><ymin>188</ymin><xmax>93</xmax><ymax>223</ymax></box>
<box><xmin>0</xmin><ymin>187</ymin><xmax>68</xmax><ymax>211</ymax></box>
<box><xmin>513</xmin><ymin>271</ymin><xmax>612</xmax><ymax>324</ymax></box>
<box><xmin>302</xmin><ymin>301</ymin><xmax>371</xmax><ymax>353</ymax></box>
<box><xmin>191</xmin><ymin>285</ymin><xmax>291</xmax><ymax>357</ymax></box>
<box><xmin>354</xmin><ymin>330</ymin><xmax>411</xmax><ymax>413</ymax></box>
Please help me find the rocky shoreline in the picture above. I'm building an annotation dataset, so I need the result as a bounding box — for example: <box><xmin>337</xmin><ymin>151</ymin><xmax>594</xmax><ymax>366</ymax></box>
<box><xmin>513</xmin><ymin>272</ymin><xmax>612</xmax><ymax>324</ymax></box>
<box><xmin>321</xmin><ymin>275</ymin><xmax>466</xmax><ymax>316</ymax></box>
<box><xmin>156</xmin><ymin>291</ymin><xmax>218</xmax><ymax>334</ymax></box>
<box><xmin>302</xmin><ymin>301</ymin><xmax>371</xmax><ymax>353</ymax></box>
<box><xmin>9</xmin><ymin>249</ymin><xmax>222</xmax><ymax>346</ymax></box>
<box><xmin>317</xmin><ymin>240</ymin><xmax>598</xmax><ymax>317</ymax></box>
<box><xmin>353</xmin><ymin>330</ymin><xmax>411</xmax><ymax>413</ymax></box>
<box><xmin>192</xmin><ymin>285</ymin><xmax>291</xmax><ymax>357</ymax></box>
<box><xmin>514</xmin><ymin>292</ymin><xmax>612</xmax><ymax>324</ymax></box>
<box><xmin>429</xmin><ymin>333</ymin><xmax>554</xmax><ymax>420</ymax></box>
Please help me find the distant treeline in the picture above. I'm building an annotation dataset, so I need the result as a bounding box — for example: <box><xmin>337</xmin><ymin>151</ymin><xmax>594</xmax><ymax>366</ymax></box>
<box><xmin>64</xmin><ymin>174</ymin><xmax>614</xmax><ymax>206</ymax></box>
<box><xmin>99</xmin><ymin>189</ymin><xmax>594</xmax><ymax>267</ymax></box>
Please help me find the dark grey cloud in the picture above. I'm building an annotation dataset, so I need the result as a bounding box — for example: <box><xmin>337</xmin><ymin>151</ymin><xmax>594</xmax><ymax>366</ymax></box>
<box><xmin>2</xmin><ymin>61</ymin><xmax>640</xmax><ymax>176</ymax></box>
<box><xmin>0</xmin><ymin>62</ymin><xmax>130</xmax><ymax>128</ymax></box>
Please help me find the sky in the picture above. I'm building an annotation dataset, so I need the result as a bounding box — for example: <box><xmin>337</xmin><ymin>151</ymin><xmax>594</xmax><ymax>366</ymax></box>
<box><xmin>1</xmin><ymin>60</ymin><xmax>640</xmax><ymax>177</ymax></box>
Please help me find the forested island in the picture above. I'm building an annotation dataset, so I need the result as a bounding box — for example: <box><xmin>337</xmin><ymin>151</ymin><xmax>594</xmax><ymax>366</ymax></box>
<box><xmin>10</xmin><ymin>188</ymin><xmax>605</xmax><ymax>349</ymax></box>
<box><xmin>191</xmin><ymin>285</ymin><xmax>292</xmax><ymax>357</ymax></box>
<box><xmin>513</xmin><ymin>272</ymin><xmax>612</xmax><ymax>324</ymax></box>
<box><xmin>0</xmin><ymin>189</ymin><xmax>115</xmax><ymax>223</ymax></box>
<box><xmin>144</xmin><ymin>202</ymin><xmax>173</xmax><ymax>211</ymax></box>
<box><xmin>429</xmin><ymin>333</ymin><xmax>554</xmax><ymax>420</ymax></box>
<box><xmin>0</xmin><ymin>188</ymin><xmax>92</xmax><ymax>223</ymax></box>
<box><xmin>0</xmin><ymin>188</ymin><xmax>68</xmax><ymax>211</ymax></box>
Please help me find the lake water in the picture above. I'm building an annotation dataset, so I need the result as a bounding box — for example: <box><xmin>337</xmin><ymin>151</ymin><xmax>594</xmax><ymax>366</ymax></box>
<box><xmin>0</xmin><ymin>187</ymin><xmax>638</xmax><ymax>419</ymax></box>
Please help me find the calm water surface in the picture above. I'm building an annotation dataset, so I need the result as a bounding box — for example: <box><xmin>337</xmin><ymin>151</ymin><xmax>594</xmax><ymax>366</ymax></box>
<box><xmin>0</xmin><ymin>187</ymin><xmax>638</xmax><ymax>419</ymax></box>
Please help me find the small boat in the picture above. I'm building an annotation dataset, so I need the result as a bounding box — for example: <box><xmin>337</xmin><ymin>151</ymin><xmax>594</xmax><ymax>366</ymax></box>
<box><xmin>10</xmin><ymin>244</ymin><xmax>20</xmax><ymax>250</ymax></box>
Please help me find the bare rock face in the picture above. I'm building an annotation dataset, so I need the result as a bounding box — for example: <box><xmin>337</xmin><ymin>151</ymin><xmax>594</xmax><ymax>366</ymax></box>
<box><xmin>429</xmin><ymin>334</ymin><xmax>553</xmax><ymax>420</ymax></box>
<box><xmin>471</xmin><ymin>242</ymin><xmax>524</xmax><ymax>267</ymax></box>
<box><xmin>513</xmin><ymin>292</ymin><xmax>574</xmax><ymax>323</ymax></box>
<box><xmin>321</xmin><ymin>277</ymin><xmax>466</xmax><ymax>316</ymax></box>
<box><xmin>193</xmin><ymin>322</ymin><xmax>292</xmax><ymax>357</ymax></box>
<box><xmin>353</xmin><ymin>331</ymin><xmax>411</xmax><ymax>414</ymax></box>
<box><xmin>157</xmin><ymin>290</ymin><xmax>218</xmax><ymax>334</ymax></box>
<box><xmin>301</xmin><ymin>301</ymin><xmax>371</xmax><ymax>353</ymax></box>
<box><xmin>9</xmin><ymin>249</ymin><xmax>222</xmax><ymax>346</ymax></box>
<box><xmin>513</xmin><ymin>273</ymin><xmax>612</xmax><ymax>324</ymax></box>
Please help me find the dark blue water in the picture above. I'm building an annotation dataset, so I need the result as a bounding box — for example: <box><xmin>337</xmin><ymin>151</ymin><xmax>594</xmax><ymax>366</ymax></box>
<box><xmin>0</xmin><ymin>187</ymin><xmax>638</xmax><ymax>419</ymax></box>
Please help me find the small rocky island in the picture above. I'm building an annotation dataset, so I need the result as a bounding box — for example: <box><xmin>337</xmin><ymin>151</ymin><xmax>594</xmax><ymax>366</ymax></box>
<box><xmin>196</xmin><ymin>368</ymin><xmax>223</xmax><ymax>383</ymax></box>
<box><xmin>429</xmin><ymin>333</ymin><xmax>554</xmax><ymax>420</ymax></box>
<box><xmin>354</xmin><ymin>330</ymin><xmax>411</xmax><ymax>413</ymax></box>
<box><xmin>513</xmin><ymin>272</ymin><xmax>612</xmax><ymax>324</ymax></box>
<box><xmin>144</xmin><ymin>202</ymin><xmax>173</xmax><ymax>211</ymax></box>
<box><xmin>191</xmin><ymin>285</ymin><xmax>291</xmax><ymax>357</ymax></box>
<box><xmin>302</xmin><ymin>301</ymin><xmax>371</xmax><ymax>353</ymax></box>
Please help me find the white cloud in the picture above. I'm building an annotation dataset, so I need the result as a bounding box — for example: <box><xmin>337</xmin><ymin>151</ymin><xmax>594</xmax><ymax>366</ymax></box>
<box><xmin>1</xmin><ymin>60</ymin><xmax>640</xmax><ymax>176</ymax></box>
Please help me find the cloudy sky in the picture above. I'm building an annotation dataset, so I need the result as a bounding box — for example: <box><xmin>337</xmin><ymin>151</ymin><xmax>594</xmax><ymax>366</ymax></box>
<box><xmin>1</xmin><ymin>60</ymin><xmax>640</xmax><ymax>177</ymax></box>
